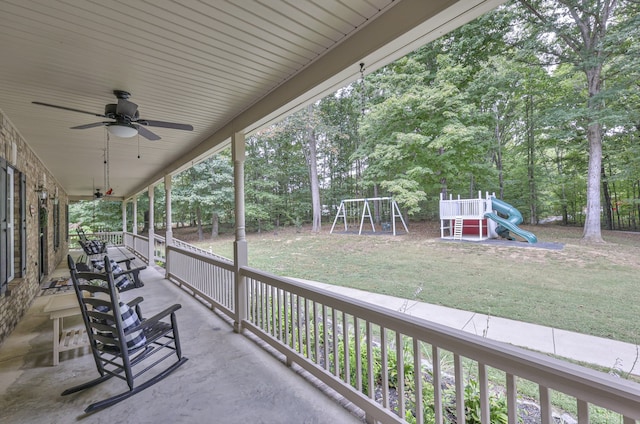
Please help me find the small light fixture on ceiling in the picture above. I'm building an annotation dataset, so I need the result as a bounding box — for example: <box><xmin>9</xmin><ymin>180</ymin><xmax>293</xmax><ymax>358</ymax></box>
<box><xmin>107</xmin><ymin>124</ymin><xmax>138</xmax><ymax>138</ymax></box>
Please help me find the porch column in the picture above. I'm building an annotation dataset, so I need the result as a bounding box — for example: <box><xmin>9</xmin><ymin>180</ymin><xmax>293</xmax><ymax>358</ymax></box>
<box><xmin>164</xmin><ymin>175</ymin><xmax>173</xmax><ymax>279</ymax></box>
<box><xmin>121</xmin><ymin>201</ymin><xmax>127</xmax><ymax>233</ymax></box>
<box><xmin>148</xmin><ymin>185</ymin><xmax>155</xmax><ymax>265</ymax></box>
<box><xmin>132</xmin><ymin>197</ymin><xmax>138</xmax><ymax>235</ymax></box>
<box><xmin>164</xmin><ymin>175</ymin><xmax>173</xmax><ymax>246</ymax></box>
<box><xmin>232</xmin><ymin>131</ymin><xmax>247</xmax><ymax>333</ymax></box>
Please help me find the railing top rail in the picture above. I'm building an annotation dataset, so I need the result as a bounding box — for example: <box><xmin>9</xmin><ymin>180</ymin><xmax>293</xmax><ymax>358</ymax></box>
<box><xmin>124</xmin><ymin>231</ymin><xmax>149</xmax><ymax>242</ymax></box>
<box><xmin>240</xmin><ymin>265</ymin><xmax>640</xmax><ymax>419</ymax></box>
<box><xmin>167</xmin><ymin>245</ymin><xmax>234</xmax><ymax>271</ymax></box>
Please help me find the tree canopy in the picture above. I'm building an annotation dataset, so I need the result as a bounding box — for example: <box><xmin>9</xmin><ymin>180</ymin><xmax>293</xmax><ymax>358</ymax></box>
<box><xmin>71</xmin><ymin>1</ymin><xmax>640</xmax><ymax>240</ymax></box>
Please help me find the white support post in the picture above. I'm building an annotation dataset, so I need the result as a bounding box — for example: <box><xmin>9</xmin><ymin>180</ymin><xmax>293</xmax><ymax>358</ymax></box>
<box><xmin>232</xmin><ymin>131</ymin><xmax>248</xmax><ymax>334</ymax></box>
<box><xmin>164</xmin><ymin>174</ymin><xmax>173</xmax><ymax>278</ymax></box>
<box><xmin>132</xmin><ymin>197</ymin><xmax>138</xmax><ymax>235</ymax></box>
<box><xmin>121</xmin><ymin>201</ymin><xmax>127</xmax><ymax>233</ymax></box>
<box><xmin>148</xmin><ymin>185</ymin><xmax>155</xmax><ymax>265</ymax></box>
<box><xmin>164</xmin><ymin>175</ymin><xmax>173</xmax><ymax>247</ymax></box>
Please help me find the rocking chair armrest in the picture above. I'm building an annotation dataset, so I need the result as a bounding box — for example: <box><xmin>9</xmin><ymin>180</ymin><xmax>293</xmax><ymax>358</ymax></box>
<box><xmin>126</xmin><ymin>297</ymin><xmax>144</xmax><ymax>309</ymax></box>
<box><xmin>113</xmin><ymin>266</ymin><xmax>146</xmax><ymax>279</ymax></box>
<box><xmin>114</xmin><ymin>257</ymin><xmax>145</xmax><ymax>270</ymax></box>
<box><xmin>126</xmin><ymin>304</ymin><xmax>182</xmax><ymax>334</ymax></box>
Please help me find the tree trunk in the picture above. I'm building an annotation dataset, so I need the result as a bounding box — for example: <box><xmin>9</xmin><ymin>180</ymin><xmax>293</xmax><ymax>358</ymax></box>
<box><xmin>526</xmin><ymin>95</ymin><xmax>537</xmax><ymax>224</ymax></box>
<box><xmin>142</xmin><ymin>210</ymin><xmax>149</xmax><ymax>233</ymax></box>
<box><xmin>306</xmin><ymin>104</ymin><xmax>322</xmax><ymax>233</ymax></box>
<box><xmin>195</xmin><ymin>205</ymin><xmax>203</xmax><ymax>241</ymax></box>
<box><xmin>211</xmin><ymin>212</ymin><xmax>219</xmax><ymax>238</ymax></box>
<box><xmin>493</xmin><ymin>110</ymin><xmax>504</xmax><ymax>199</ymax></box>
<box><xmin>582</xmin><ymin>66</ymin><xmax>605</xmax><ymax>243</ymax></box>
<box><xmin>373</xmin><ymin>184</ymin><xmax>380</xmax><ymax>224</ymax></box>
<box><xmin>601</xmin><ymin>163</ymin><xmax>613</xmax><ymax>230</ymax></box>
<box><xmin>556</xmin><ymin>149</ymin><xmax>569</xmax><ymax>225</ymax></box>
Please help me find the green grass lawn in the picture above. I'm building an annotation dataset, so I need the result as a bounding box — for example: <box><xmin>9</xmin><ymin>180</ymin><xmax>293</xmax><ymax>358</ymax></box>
<box><xmin>181</xmin><ymin>221</ymin><xmax>640</xmax><ymax>345</ymax></box>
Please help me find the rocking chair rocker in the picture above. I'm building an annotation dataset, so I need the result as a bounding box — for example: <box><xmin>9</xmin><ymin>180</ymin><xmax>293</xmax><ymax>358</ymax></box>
<box><xmin>65</xmin><ymin>255</ymin><xmax>188</xmax><ymax>414</ymax></box>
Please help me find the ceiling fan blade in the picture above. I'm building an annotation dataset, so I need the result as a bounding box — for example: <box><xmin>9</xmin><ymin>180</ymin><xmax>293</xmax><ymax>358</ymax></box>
<box><xmin>32</xmin><ymin>101</ymin><xmax>106</xmax><ymax>117</ymax></box>
<box><xmin>138</xmin><ymin>120</ymin><xmax>193</xmax><ymax>131</ymax></box>
<box><xmin>116</xmin><ymin>98</ymin><xmax>138</xmax><ymax>118</ymax></box>
<box><xmin>70</xmin><ymin>122</ymin><xmax>108</xmax><ymax>129</ymax></box>
<box><xmin>135</xmin><ymin>124</ymin><xmax>161</xmax><ymax>141</ymax></box>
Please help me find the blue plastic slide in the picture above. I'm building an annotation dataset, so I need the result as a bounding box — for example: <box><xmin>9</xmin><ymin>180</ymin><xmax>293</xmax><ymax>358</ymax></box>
<box><xmin>484</xmin><ymin>198</ymin><xmax>537</xmax><ymax>243</ymax></box>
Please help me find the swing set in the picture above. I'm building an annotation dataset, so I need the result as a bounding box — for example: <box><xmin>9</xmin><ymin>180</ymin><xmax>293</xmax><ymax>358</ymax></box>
<box><xmin>330</xmin><ymin>197</ymin><xmax>408</xmax><ymax>236</ymax></box>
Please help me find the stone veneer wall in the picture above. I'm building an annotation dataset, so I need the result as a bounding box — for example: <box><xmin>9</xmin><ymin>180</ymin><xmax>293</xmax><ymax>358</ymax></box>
<box><xmin>0</xmin><ymin>108</ymin><xmax>69</xmax><ymax>344</ymax></box>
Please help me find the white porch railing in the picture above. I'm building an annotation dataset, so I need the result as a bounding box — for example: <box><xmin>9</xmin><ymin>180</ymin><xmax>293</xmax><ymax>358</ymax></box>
<box><xmin>120</xmin><ymin>235</ymin><xmax>640</xmax><ymax>424</ymax></box>
<box><xmin>122</xmin><ymin>232</ymin><xmax>149</xmax><ymax>263</ymax></box>
<box><xmin>165</xmin><ymin>245</ymin><xmax>235</xmax><ymax>317</ymax></box>
<box><xmin>70</xmin><ymin>231</ymin><xmax>123</xmax><ymax>248</ymax></box>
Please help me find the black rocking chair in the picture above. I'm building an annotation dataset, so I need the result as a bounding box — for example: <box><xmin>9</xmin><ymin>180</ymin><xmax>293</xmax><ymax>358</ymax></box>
<box><xmin>65</xmin><ymin>255</ymin><xmax>188</xmax><ymax>414</ymax></box>
<box><xmin>76</xmin><ymin>227</ymin><xmax>108</xmax><ymax>259</ymax></box>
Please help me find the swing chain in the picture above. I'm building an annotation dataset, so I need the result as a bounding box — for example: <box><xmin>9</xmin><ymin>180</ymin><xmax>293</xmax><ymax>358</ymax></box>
<box><xmin>359</xmin><ymin>62</ymin><xmax>366</xmax><ymax>116</ymax></box>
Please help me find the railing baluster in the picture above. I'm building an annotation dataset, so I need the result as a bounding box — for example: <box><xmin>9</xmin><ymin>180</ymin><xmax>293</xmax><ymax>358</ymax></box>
<box><xmin>355</xmin><ymin>318</ymin><xmax>362</xmax><ymax>392</ymax></box>
<box><xmin>313</xmin><ymin>301</ymin><xmax>319</xmax><ymax>363</ymax></box>
<box><xmin>284</xmin><ymin>290</ymin><xmax>290</xmax><ymax>347</ymax></box>
<box><xmin>540</xmin><ymin>386</ymin><xmax>552</xmax><ymax>424</ymax></box>
<box><xmin>479</xmin><ymin>363</ymin><xmax>489</xmax><ymax>424</ymax></box>
<box><xmin>380</xmin><ymin>327</ymin><xmax>389</xmax><ymax>409</ymax></box>
<box><xmin>366</xmin><ymin>321</ymin><xmax>374</xmax><ymax>399</ymax></box>
<box><xmin>432</xmin><ymin>345</ymin><xmax>442</xmax><ymax>424</ymax></box>
<box><xmin>454</xmin><ymin>354</ymin><xmax>465</xmax><ymax>424</ymax></box>
<box><xmin>343</xmin><ymin>312</ymin><xmax>350</xmax><ymax>385</ymax></box>
<box><xmin>577</xmin><ymin>399</ymin><xmax>589</xmax><ymax>423</ymax></box>
<box><xmin>396</xmin><ymin>332</ymin><xmax>405</xmax><ymax>420</ymax></box>
<box><xmin>297</xmin><ymin>294</ymin><xmax>303</xmax><ymax>354</ymax></box>
<box><xmin>506</xmin><ymin>373</ymin><xmax>517</xmax><ymax>424</ymax></box>
<box><xmin>270</xmin><ymin>285</ymin><xmax>277</xmax><ymax>337</ymax></box>
<box><xmin>332</xmin><ymin>308</ymin><xmax>339</xmax><ymax>376</ymax></box>
<box><xmin>322</xmin><ymin>305</ymin><xmax>329</xmax><ymax>372</ymax></box>
<box><xmin>414</xmin><ymin>339</ymin><xmax>424</xmax><ymax>424</ymax></box>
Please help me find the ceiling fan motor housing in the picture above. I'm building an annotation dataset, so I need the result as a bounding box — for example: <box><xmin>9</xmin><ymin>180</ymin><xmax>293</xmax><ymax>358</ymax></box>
<box><xmin>104</xmin><ymin>103</ymin><xmax>117</xmax><ymax>118</ymax></box>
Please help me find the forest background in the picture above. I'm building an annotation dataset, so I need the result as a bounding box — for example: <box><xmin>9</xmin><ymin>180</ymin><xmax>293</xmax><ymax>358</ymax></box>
<box><xmin>71</xmin><ymin>0</ymin><xmax>640</xmax><ymax>242</ymax></box>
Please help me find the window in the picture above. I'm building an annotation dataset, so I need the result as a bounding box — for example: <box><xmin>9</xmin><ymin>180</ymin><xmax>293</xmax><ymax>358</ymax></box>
<box><xmin>53</xmin><ymin>201</ymin><xmax>60</xmax><ymax>249</ymax></box>
<box><xmin>1</xmin><ymin>157</ymin><xmax>25</xmax><ymax>296</ymax></box>
<box><xmin>6</xmin><ymin>167</ymin><xmax>14</xmax><ymax>280</ymax></box>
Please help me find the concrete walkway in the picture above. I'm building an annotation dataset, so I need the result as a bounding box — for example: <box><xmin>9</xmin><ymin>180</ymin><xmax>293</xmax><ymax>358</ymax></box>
<box><xmin>302</xmin><ymin>281</ymin><xmax>640</xmax><ymax>377</ymax></box>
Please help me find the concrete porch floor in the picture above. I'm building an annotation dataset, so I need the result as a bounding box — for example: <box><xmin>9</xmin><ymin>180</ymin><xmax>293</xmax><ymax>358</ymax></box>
<box><xmin>0</xmin><ymin>260</ymin><xmax>364</xmax><ymax>423</ymax></box>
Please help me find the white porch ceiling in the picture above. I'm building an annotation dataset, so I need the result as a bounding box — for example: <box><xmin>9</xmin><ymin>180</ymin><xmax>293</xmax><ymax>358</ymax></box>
<box><xmin>0</xmin><ymin>0</ymin><xmax>504</xmax><ymax>200</ymax></box>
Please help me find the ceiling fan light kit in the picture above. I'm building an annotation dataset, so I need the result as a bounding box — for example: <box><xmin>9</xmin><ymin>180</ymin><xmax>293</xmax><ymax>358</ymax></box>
<box><xmin>108</xmin><ymin>124</ymin><xmax>138</xmax><ymax>138</ymax></box>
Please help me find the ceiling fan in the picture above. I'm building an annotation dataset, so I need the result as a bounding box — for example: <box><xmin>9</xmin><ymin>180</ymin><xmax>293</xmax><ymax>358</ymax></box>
<box><xmin>93</xmin><ymin>186</ymin><xmax>113</xmax><ymax>200</ymax></box>
<box><xmin>32</xmin><ymin>90</ymin><xmax>193</xmax><ymax>141</ymax></box>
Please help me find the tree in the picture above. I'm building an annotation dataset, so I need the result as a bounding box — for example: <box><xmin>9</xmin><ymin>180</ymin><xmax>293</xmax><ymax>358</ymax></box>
<box><xmin>516</xmin><ymin>0</ymin><xmax>634</xmax><ymax>242</ymax></box>
<box><xmin>172</xmin><ymin>154</ymin><xmax>233</xmax><ymax>240</ymax></box>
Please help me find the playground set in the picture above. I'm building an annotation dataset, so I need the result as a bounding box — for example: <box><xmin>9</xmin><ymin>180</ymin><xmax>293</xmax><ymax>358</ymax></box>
<box><xmin>330</xmin><ymin>197</ymin><xmax>409</xmax><ymax>236</ymax></box>
<box><xmin>439</xmin><ymin>192</ymin><xmax>537</xmax><ymax>243</ymax></box>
